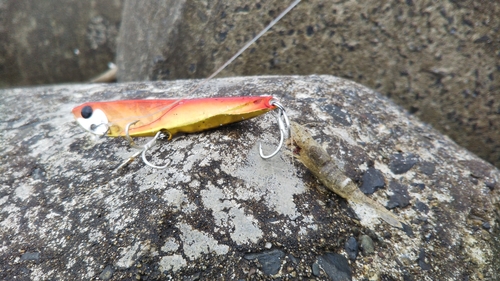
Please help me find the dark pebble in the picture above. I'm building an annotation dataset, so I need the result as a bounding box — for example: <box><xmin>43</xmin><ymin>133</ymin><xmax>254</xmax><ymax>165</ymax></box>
<box><xmin>418</xmin><ymin>161</ymin><xmax>435</xmax><ymax>175</ymax></box>
<box><xmin>359</xmin><ymin>167</ymin><xmax>385</xmax><ymax>194</ymax></box>
<box><xmin>387</xmin><ymin>181</ymin><xmax>411</xmax><ymax>209</ymax></box>
<box><xmin>485</xmin><ymin>181</ymin><xmax>496</xmax><ymax>190</ymax></box>
<box><xmin>482</xmin><ymin>222</ymin><xmax>491</xmax><ymax>230</ymax></box>
<box><xmin>99</xmin><ymin>265</ymin><xmax>114</xmax><ymax>280</ymax></box>
<box><xmin>402</xmin><ymin>223</ymin><xmax>415</xmax><ymax>237</ymax></box>
<box><xmin>410</xmin><ymin>182</ymin><xmax>425</xmax><ymax>191</ymax></box>
<box><xmin>317</xmin><ymin>253</ymin><xmax>352</xmax><ymax>281</ymax></box>
<box><xmin>311</xmin><ymin>262</ymin><xmax>321</xmax><ymax>276</ymax></box>
<box><xmin>389</xmin><ymin>153</ymin><xmax>419</xmax><ymax>174</ymax></box>
<box><xmin>403</xmin><ymin>272</ymin><xmax>415</xmax><ymax>281</ymax></box>
<box><xmin>414</xmin><ymin>200</ymin><xmax>429</xmax><ymax>214</ymax></box>
<box><xmin>418</xmin><ymin>249</ymin><xmax>432</xmax><ymax>270</ymax></box>
<box><xmin>288</xmin><ymin>254</ymin><xmax>299</xmax><ymax>264</ymax></box>
<box><xmin>244</xmin><ymin>249</ymin><xmax>285</xmax><ymax>275</ymax></box>
<box><xmin>344</xmin><ymin>237</ymin><xmax>358</xmax><ymax>261</ymax></box>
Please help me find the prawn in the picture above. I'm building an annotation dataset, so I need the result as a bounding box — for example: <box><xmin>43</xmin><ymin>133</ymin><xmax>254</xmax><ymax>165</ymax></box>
<box><xmin>290</xmin><ymin>122</ymin><xmax>404</xmax><ymax>229</ymax></box>
<box><xmin>71</xmin><ymin>1</ymin><xmax>300</xmax><ymax>168</ymax></box>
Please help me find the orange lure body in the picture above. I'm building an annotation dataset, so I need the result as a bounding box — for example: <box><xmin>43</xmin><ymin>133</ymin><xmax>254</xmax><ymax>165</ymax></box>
<box><xmin>71</xmin><ymin>96</ymin><xmax>277</xmax><ymax>138</ymax></box>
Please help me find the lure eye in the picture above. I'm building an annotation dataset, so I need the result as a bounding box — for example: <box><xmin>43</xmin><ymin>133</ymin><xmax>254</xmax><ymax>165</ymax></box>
<box><xmin>81</xmin><ymin>105</ymin><xmax>93</xmax><ymax>119</ymax></box>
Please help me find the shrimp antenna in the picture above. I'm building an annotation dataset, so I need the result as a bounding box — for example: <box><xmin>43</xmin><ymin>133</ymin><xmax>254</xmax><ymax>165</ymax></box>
<box><xmin>186</xmin><ymin>0</ymin><xmax>301</xmax><ymax>96</ymax></box>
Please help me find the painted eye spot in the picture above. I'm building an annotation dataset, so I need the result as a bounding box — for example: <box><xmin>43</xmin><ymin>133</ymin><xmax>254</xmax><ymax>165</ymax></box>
<box><xmin>81</xmin><ymin>105</ymin><xmax>93</xmax><ymax>119</ymax></box>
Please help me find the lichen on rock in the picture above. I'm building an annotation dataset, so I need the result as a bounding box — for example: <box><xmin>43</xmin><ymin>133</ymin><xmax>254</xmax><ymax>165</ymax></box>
<box><xmin>0</xmin><ymin>75</ymin><xmax>498</xmax><ymax>280</ymax></box>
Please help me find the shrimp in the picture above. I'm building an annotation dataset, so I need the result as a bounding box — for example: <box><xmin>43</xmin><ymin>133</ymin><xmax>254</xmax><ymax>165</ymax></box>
<box><xmin>290</xmin><ymin>122</ymin><xmax>404</xmax><ymax>229</ymax></box>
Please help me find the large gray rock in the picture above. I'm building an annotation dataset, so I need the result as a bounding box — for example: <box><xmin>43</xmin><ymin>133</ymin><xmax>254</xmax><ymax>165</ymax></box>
<box><xmin>0</xmin><ymin>0</ymin><xmax>123</xmax><ymax>87</ymax></box>
<box><xmin>115</xmin><ymin>0</ymin><xmax>500</xmax><ymax>168</ymax></box>
<box><xmin>1</xmin><ymin>76</ymin><xmax>499</xmax><ymax>280</ymax></box>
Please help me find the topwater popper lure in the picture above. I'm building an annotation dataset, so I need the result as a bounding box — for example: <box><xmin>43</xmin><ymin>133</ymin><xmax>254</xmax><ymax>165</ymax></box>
<box><xmin>71</xmin><ymin>0</ymin><xmax>300</xmax><ymax>169</ymax></box>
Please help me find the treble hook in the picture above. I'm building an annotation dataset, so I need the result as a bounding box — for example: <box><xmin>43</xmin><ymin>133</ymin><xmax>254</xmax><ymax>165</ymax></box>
<box><xmin>124</xmin><ymin>120</ymin><xmax>143</xmax><ymax>148</ymax></box>
<box><xmin>141</xmin><ymin>131</ymin><xmax>169</xmax><ymax>169</ymax></box>
<box><xmin>259</xmin><ymin>100</ymin><xmax>291</xmax><ymax>159</ymax></box>
<box><xmin>114</xmin><ymin>121</ymin><xmax>169</xmax><ymax>170</ymax></box>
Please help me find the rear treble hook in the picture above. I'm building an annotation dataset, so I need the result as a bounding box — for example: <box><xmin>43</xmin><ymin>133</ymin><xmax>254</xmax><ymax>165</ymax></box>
<box><xmin>259</xmin><ymin>100</ymin><xmax>290</xmax><ymax>159</ymax></box>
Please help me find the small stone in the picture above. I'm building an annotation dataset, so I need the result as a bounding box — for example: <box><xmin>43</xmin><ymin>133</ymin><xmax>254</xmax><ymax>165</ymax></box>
<box><xmin>317</xmin><ymin>253</ymin><xmax>352</xmax><ymax>281</ymax></box>
<box><xmin>402</xmin><ymin>223</ymin><xmax>415</xmax><ymax>237</ymax></box>
<box><xmin>359</xmin><ymin>235</ymin><xmax>375</xmax><ymax>256</ymax></box>
<box><xmin>359</xmin><ymin>167</ymin><xmax>385</xmax><ymax>194</ymax></box>
<box><xmin>288</xmin><ymin>254</ymin><xmax>299</xmax><ymax>264</ymax></box>
<box><xmin>410</xmin><ymin>182</ymin><xmax>426</xmax><ymax>191</ymax></box>
<box><xmin>485</xmin><ymin>181</ymin><xmax>496</xmax><ymax>190</ymax></box>
<box><xmin>387</xmin><ymin>181</ymin><xmax>411</xmax><ymax>209</ymax></box>
<box><xmin>344</xmin><ymin>237</ymin><xmax>358</xmax><ymax>261</ymax></box>
<box><xmin>414</xmin><ymin>200</ymin><xmax>430</xmax><ymax>214</ymax></box>
<box><xmin>311</xmin><ymin>262</ymin><xmax>321</xmax><ymax>276</ymax></box>
<box><xmin>482</xmin><ymin>222</ymin><xmax>491</xmax><ymax>230</ymax></box>
<box><xmin>244</xmin><ymin>249</ymin><xmax>285</xmax><ymax>275</ymax></box>
<box><xmin>418</xmin><ymin>249</ymin><xmax>431</xmax><ymax>270</ymax></box>
<box><xmin>265</xmin><ymin>242</ymin><xmax>272</xmax><ymax>249</ymax></box>
<box><xmin>99</xmin><ymin>265</ymin><xmax>114</xmax><ymax>280</ymax></box>
<box><xmin>389</xmin><ymin>153</ymin><xmax>419</xmax><ymax>174</ymax></box>
<box><xmin>418</xmin><ymin>161</ymin><xmax>435</xmax><ymax>175</ymax></box>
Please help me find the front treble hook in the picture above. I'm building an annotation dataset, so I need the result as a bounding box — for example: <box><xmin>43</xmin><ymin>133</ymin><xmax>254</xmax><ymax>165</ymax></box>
<box><xmin>115</xmin><ymin>121</ymin><xmax>169</xmax><ymax>170</ymax></box>
<box><xmin>259</xmin><ymin>100</ymin><xmax>290</xmax><ymax>159</ymax></box>
<box><xmin>141</xmin><ymin>131</ymin><xmax>169</xmax><ymax>169</ymax></box>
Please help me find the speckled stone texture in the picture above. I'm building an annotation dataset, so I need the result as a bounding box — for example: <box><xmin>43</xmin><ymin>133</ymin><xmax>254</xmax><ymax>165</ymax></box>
<box><xmin>116</xmin><ymin>0</ymin><xmax>500</xmax><ymax>168</ymax></box>
<box><xmin>0</xmin><ymin>0</ymin><xmax>123</xmax><ymax>87</ymax></box>
<box><xmin>1</xmin><ymin>76</ymin><xmax>498</xmax><ymax>280</ymax></box>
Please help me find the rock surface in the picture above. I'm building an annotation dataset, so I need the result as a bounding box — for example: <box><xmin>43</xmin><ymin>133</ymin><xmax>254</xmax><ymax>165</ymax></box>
<box><xmin>0</xmin><ymin>0</ymin><xmax>123</xmax><ymax>87</ymax></box>
<box><xmin>115</xmin><ymin>0</ymin><xmax>500</xmax><ymax>168</ymax></box>
<box><xmin>1</xmin><ymin>75</ymin><xmax>499</xmax><ymax>280</ymax></box>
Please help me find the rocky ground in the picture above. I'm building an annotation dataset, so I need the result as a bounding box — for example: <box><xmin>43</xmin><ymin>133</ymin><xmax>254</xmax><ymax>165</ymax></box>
<box><xmin>1</xmin><ymin>75</ymin><xmax>498</xmax><ymax>280</ymax></box>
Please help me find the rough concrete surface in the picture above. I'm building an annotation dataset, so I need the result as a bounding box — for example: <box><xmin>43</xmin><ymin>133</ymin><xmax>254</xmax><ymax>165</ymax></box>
<box><xmin>1</xmin><ymin>75</ymin><xmax>499</xmax><ymax>280</ymax></box>
<box><xmin>0</xmin><ymin>0</ymin><xmax>124</xmax><ymax>87</ymax></box>
<box><xmin>115</xmin><ymin>0</ymin><xmax>500</xmax><ymax>168</ymax></box>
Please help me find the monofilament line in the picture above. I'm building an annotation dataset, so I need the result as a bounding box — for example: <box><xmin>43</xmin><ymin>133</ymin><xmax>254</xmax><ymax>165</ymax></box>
<box><xmin>187</xmin><ymin>0</ymin><xmax>301</xmax><ymax>95</ymax></box>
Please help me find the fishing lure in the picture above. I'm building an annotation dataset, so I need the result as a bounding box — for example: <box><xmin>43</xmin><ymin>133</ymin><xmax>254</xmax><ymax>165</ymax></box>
<box><xmin>290</xmin><ymin>122</ymin><xmax>404</xmax><ymax>229</ymax></box>
<box><xmin>72</xmin><ymin>96</ymin><xmax>290</xmax><ymax>168</ymax></box>
<box><xmin>72</xmin><ymin>0</ymin><xmax>300</xmax><ymax>169</ymax></box>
